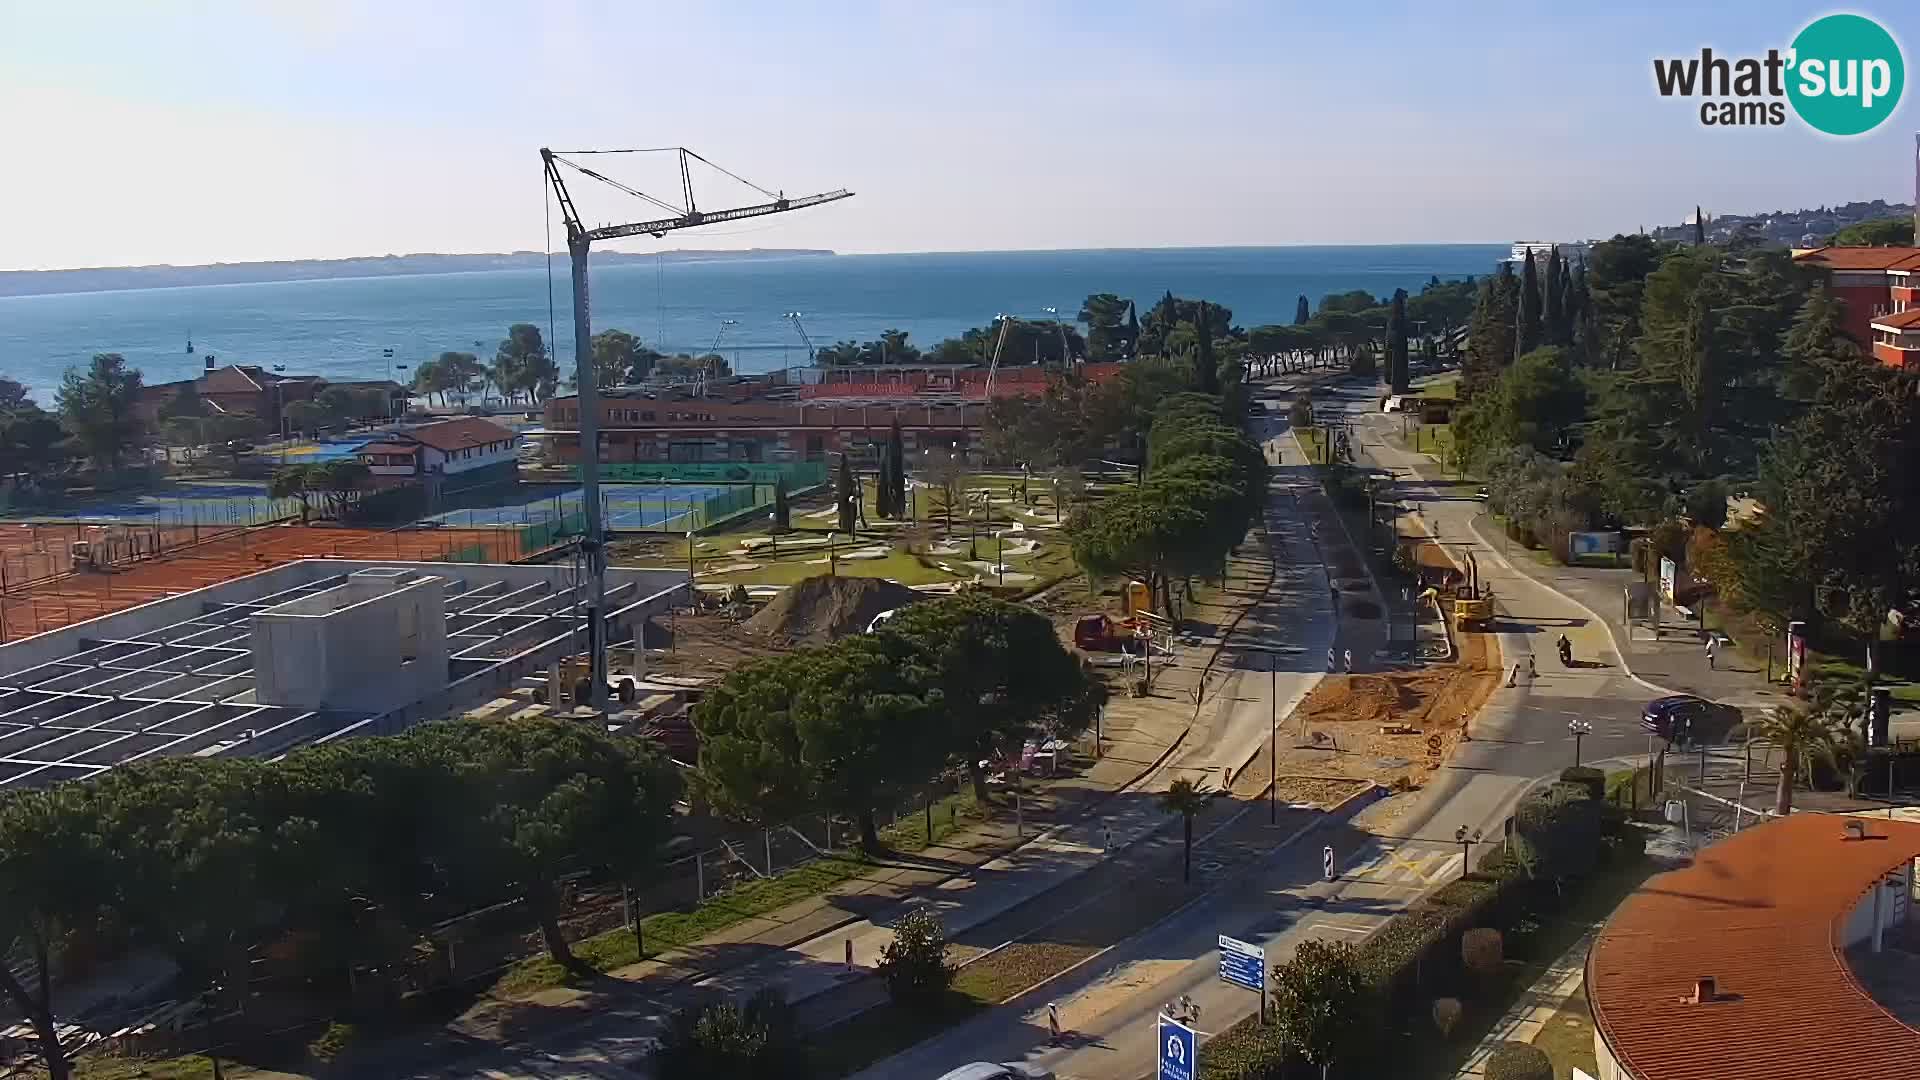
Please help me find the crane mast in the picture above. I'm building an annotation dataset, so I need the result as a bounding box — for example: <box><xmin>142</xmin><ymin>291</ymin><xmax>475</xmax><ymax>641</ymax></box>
<box><xmin>539</xmin><ymin>147</ymin><xmax>852</xmax><ymax>710</ymax></box>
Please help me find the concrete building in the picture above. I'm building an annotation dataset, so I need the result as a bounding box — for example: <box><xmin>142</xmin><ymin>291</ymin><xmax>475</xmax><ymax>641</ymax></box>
<box><xmin>1587</xmin><ymin>813</ymin><xmax>1920</xmax><ymax>1080</ymax></box>
<box><xmin>356</xmin><ymin>416</ymin><xmax>520</xmax><ymax>488</ymax></box>
<box><xmin>0</xmin><ymin>559</ymin><xmax>685</xmax><ymax>789</ymax></box>
<box><xmin>535</xmin><ymin>362</ymin><xmax>1126</xmax><ymax>466</ymax></box>
<box><xmin>1789</xmin><ymin>246</ymin><xmax>1920</xmax><ymax>362</ymax></box>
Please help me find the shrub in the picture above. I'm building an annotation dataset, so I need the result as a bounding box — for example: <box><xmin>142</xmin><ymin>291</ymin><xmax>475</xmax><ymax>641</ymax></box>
<box><xmin>1460</xmin><ymin>927</ymin><xmax>1504</xmax><ymax>980</ymax></box>
<box><xmin>1289</xmin><ymin>395</ymin><xmax>1314</xmax><ymax>427</ymax></box>
<box><xmin>1512</xmin><ymin>783</ymin><xmax>1603</xmax><ymax>885</ymax></box>
<box><xmin>1432</xmin><ymin>997</ymin><xmax>1463</xmax><ymax>1038</ymax></box>
<box><xmin>1196</xmin><ymin>1014</ymin><xmax>1290</xmax><ymax>1080</ymax></box>
<box><xmin>1485</xmin><ymin>1041</ymin><xmax>1554</xmax><ymax>1080</ymax></box>
<box><xmin>654</xmin><ymin>989</ymin><xmax>805</xmax><ymax>1080</ymax></box>
<box><xmin>1559</xmin><ymin>765</ymin><xmax>1605</xmax><ymax>802</ymax></box>
<box><xmin>1270</xmin><ymin>939</ymin><xmax>1373</xmax><ymax>1073</ymax></box>
<box><xmin>876</xmin><ymin>908</ymin><xmax>953</xmax><ymax>1009</ymax></box>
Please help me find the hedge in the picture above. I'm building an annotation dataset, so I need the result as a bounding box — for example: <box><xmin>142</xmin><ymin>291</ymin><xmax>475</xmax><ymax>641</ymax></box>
<box><xmin>1198</xmin><ymin>784</ymin><xmax>1647</xmax><ymax>1079</ymax></box>
<box><xmin>1559</xmin><ymin>766</ymin><xmax>1604</xmax><ymax>802</ymax></box>
<box><xmin>1485</xmin><ymin>1041</ymin><xmax>1553</xmax><ymax>1080</ymax></box>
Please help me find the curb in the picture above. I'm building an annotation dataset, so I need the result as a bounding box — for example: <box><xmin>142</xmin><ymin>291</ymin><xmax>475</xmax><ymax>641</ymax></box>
<box><xmin>1463</xmin><ymin>512</ymin><xmax>1686</xmax><ymax>701</ymax></box>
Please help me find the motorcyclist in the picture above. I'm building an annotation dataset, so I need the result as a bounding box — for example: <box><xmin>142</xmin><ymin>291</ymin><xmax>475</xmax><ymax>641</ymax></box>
<box><xmin>1556</xmin><ymin>634</ymin><xmax>1572</xmax><ymax>664</ymax></box>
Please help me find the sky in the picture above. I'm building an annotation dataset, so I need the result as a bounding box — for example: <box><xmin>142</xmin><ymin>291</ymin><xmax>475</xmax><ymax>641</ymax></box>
<box><xmin>1</xmin><ymin>1</ymin><xmax>1916</xmax><ymax>270</ymax></box>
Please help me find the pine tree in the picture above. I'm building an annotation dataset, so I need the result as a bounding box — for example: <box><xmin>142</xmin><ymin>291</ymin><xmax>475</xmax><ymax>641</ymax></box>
<box><xmin>1194</xmin><ymin>300</ymin><xmax>1219</xmax><ymax>394</ymax></box>
<box><xmin>1544</xmin><ymin>247</ymin><xmax>1566</xmax><ymax>347</ymax></box>
<box><xmin>1518</xmin><ymin>251</ymin><xmax>1544</xmax><ymax>357</ymax></box>
<box><xmin>1125</xmin><ymin>302</ymin><xmax>1141</xmax><ymax>357</ymax></box>
<box><xmin>875</xmin><ymin>449</ymin><xmax>895</xmax><ymax>518</ymax></box>
<box><xmin>1387</xmin><ymin>288</ymin><xmax>1411</xmax><ymax>393</ymax></box>
<box><xmin>1295</xmin><ymin>295</ymin><xmax>1311</xmax><ymax>324</ymax></box>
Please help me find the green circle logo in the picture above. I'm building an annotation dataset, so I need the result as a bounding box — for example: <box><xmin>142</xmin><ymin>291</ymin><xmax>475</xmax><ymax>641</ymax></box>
<box><xmin>1787</xmin><ymin>14</ymin><xmax>1904</xmax><ymax>136</ymax></box>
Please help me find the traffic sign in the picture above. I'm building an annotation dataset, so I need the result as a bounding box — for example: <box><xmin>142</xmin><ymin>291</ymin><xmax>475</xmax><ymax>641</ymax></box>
<box><xmin>1218</xmin><ymin>934</ymin><xmax>1265</xmax><ymax>992</ymax></box>
<box><xmin>1322</xmin><ymin>844</ymin><xmax>1336</xmax><ymax>881</ymax></box>
<box><xmin>1158</xmin><ymin>1013</ymin><xmax>1197</xmax><ymax>1080</ymax></box>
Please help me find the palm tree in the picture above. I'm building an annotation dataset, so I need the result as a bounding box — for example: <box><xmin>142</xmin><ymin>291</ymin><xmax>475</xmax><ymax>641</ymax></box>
<box><xmin>1748</xmin><ymin>704</ymin><xmax>1841</xmax><ymax>816</ymax></box>
<box><xmin>1160</xmin><ymin>778</ymin><xmax>1214</xmax><ymax>884</ymax></box>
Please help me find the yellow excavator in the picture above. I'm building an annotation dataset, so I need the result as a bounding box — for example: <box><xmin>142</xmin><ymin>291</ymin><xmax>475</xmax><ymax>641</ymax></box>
<box><xmin>1452</xmin><ymin>552</ymin><xmax>1494</xmax><ymax>631</ymax></box>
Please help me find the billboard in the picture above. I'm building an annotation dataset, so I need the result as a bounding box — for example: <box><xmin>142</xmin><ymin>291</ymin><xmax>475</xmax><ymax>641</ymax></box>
<box><xmin>1659</xmin><ymin>556</ymin><xmax>1678</xmax><ymax>604</ymax></box>
<box><xmin>1569</xmin><ymin>531</ymin><xmax>1621</xmax><ymax>558</ymax></box>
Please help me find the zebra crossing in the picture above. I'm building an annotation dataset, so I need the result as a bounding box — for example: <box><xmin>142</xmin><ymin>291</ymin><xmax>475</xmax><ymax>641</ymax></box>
<box><xmin>1338</xmin><ymin>842</ymin><xmax>1463</xmax><ymax>889</ymax></box>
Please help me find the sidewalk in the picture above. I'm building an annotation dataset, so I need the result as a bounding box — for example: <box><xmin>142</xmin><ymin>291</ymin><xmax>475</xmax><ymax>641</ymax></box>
<box><xmin>338</xmin><ymin>517</ymin><xmax>1284</xmax><ymax>1079</ymax></box>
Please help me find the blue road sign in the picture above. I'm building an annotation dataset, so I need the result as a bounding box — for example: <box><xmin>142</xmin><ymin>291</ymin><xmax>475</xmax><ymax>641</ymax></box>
<box><xmin>1158</xmin><ymin>1013</ymin><xmax>1197</xmax><ymax>1080</ymax></box>
<box><xmin>1217</xmin><ymin>934</ymin><xmax>1265</xmax><ymax>992</ymax></box>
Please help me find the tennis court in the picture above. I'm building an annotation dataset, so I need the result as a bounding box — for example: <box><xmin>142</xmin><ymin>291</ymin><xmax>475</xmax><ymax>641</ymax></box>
<box><xmin>4</xmin><ymin>483</ymin><xmax>302</xmax><ymax>528</ymax></box>
<box><xmin>423</xmin><ymin>484</ymin><xmax>765</xmax><ymax>532</ymax></box>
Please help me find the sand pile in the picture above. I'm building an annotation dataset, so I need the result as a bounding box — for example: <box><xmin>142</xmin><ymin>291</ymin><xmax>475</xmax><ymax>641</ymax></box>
<box><xmin>742</xmin><ymin>574</ymin><xmax>926</xmax><ymax>645</ymax></box>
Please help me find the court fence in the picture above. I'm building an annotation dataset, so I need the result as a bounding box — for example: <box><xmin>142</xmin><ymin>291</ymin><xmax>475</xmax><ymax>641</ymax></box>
<box><xmin>571</xmin><ymin>461</ymin><xmax>828</xmax><ymax>487</ymax></box>
<box><xmin>0</xmin><ymin>521</ymin><xmax>255</xmax><ymax>595</ymax></box>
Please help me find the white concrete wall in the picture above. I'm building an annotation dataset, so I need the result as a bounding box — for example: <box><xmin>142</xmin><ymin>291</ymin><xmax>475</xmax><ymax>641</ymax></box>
<box><xmin>1840</xmin><ymin>859</ymin><xmax>1914</xmax><ymax>949</ymax></box>
<box><xmin>250</xmin><ymin>570</ymin><xmax>448</xmax><ymax>712</ymax></box>
<box><xmin>425</xmin><ymin>439</ymin><xmax>516</xmax><ymax>476</ymax></box>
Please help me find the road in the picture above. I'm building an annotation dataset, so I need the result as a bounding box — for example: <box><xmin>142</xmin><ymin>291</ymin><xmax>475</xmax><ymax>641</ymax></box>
<box><xmin>873</xmin><ymin>374</ymin><xmax>1665</xmax><ymax>1080</ymax></box>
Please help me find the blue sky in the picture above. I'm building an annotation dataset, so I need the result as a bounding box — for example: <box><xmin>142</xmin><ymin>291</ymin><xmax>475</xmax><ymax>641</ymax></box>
<box><xmin>0</xmin><ymin>1</ymin><xmax>1914</xmax><ymax>268</ymax></box>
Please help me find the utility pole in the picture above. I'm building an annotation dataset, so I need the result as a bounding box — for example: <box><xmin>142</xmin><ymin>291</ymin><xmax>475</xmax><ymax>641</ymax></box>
<box><xmin>540</xmin><ymin>146</ymin><xmax>851</xmax><ymax>708</ymax></box>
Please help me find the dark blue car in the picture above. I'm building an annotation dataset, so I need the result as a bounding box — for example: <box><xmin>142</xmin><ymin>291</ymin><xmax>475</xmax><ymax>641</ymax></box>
<box><xmin>1641</xmin><ymin>694</ymin><xmax>1741</xmax><ymax>744</ymax></box>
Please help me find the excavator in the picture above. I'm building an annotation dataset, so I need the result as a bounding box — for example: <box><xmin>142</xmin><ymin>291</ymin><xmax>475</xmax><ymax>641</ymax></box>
<box><xmin>1451</xmin><ymin>551</ymin><xmax>1494</xmax><ymax>631</ymax></box>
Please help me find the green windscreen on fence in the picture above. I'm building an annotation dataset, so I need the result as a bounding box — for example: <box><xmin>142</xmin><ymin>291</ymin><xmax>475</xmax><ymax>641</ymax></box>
<box><xmin>574</xmin><ymin>461</ymin><xmax>827</xmax><ymax>488</ymax></box>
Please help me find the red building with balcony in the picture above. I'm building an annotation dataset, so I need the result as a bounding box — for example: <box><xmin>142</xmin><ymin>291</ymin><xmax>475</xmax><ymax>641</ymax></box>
<box><xmin>1791</xmin><ymin>246</ymin><xmax>1920</xmax><ymax>366</ymax></box>
<box><xmin>535</xmin><ymin>363</ymin><xmax>1127</xmax><ymax>466</ymax></box>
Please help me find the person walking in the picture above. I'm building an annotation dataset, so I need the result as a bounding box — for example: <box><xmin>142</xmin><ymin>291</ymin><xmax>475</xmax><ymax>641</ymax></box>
<box><xmin>1047</xmin><ymin>1001</ymin><xmax>1061</xmax><ymax>1044</ymax></box>
<box><xmin>1706</xmin><ymin>635</ymin><xmax>1718</xmax><ymax>670</ymax></box>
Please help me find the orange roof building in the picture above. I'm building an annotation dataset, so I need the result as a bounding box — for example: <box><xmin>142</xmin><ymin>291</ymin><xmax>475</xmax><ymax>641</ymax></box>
<box><xmin>1588</xmin><ymin>813</ymin><xmax>1920</xmax><ymax>1080</ymax></box>
<box><xmin>1791</xmin><ymin>246</ymin><xmax>1920</xmax><ymax>367</ymax></box>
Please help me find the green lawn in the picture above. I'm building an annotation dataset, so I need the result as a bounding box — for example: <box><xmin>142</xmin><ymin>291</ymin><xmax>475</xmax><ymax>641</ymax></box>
<box><xmin>491</xmin><ymin>790</ymin><xmax>985</xmax><ymax>997</ymax></box>
<box><xmin>1413</xmin><ymin>373</ymin><xmax>1461</xmax><ymax>400</ymax></box>
<box><xmin>1529</xmin><ymin>983</ymin><xmax>1600</xmax><ymax>1080</ymax></box>
<box><xmin>1295</xmin><ymin>428</ymin><xmax>1330</xmax><ymax>463</ymax></box>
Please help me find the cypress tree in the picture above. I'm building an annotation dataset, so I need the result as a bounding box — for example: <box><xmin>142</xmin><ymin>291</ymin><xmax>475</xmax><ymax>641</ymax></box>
<box><xmin>1125</xmin><ymin>302</ymin><xmax>1141</xmax><ymax>358</ymax></box>
<box><xmin>1194</xmin><ymin>300</ymin><xmax>1218</xmax><ymax>394</ymax></box>
<box><xmin>771</xmin><ymin>478</ymin><xmax>791</xmax><ymax>532</ymax></box>
<box><xmin>1694</xmin><ymin>206</ymin><xmax>1706</xmax><ymax>246</ymax></box>
<box><xmin>1518</xmin><ymin>251</ymin><xmax>1543</xmax><ymax>357</ymax></box>
<box><xmin>1544</xmin><ymin>247</ymin><xmax>1566</xmax><ymax>347</ymax></box>
<box><xmin>1295</xmin><ymin>295</ymin><xmax>1311</xmax><ymax>324</ymax></box>
<box><xmin>887</xmin><ymin>418</ymin><xmax>907</xmax><ymax>514</ymax></box>
<box><xmin>1387</xmin><ymin>288</ymin><xmax>1411</xmax><ymax>393</ymax></box>
<box><xmin>835</xmin><ymin>453</ymin><xmax>857</xmax><ymax>534</ymax></box>
<box><xmin>874</xmin><ymin>448</ymin><xmax>894</xmax><ymax>518</ymax></box>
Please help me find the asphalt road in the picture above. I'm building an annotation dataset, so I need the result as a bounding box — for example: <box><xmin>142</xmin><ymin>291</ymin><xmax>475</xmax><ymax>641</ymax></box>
<box><xmin>875</xmin><ymin>374</ymin><xmax>1667</xmax><ymax>1080</ymax></box>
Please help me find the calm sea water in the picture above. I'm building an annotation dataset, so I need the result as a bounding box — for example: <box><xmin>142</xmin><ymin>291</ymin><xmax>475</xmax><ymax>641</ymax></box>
<box><xmin>0</xmin><ymin>245</ymin><xmax>1506</xmax><ymax>404</ymax></box>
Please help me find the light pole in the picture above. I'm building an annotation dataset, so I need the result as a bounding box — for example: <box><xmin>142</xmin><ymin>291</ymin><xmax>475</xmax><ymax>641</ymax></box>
<box><xmin>1569</xmin><ymin>718</ymin><xmax>1593</xmax><ymax>767</ymax></box>
<box><xmin>783</xmin><ymin>311</ymin><xmax>814</xmax><ymax>367</ymax></box>
<box><xmin>1453</xmin><ymin>824</ymin><xmax>1483</xmax><ymax>877</ymax></box>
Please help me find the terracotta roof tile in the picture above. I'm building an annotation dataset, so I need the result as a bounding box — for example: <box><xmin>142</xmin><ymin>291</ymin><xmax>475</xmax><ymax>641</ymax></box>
<box><xmin>1793</xmin><ymin>246</ymin><xmax>1920</xmax><ymax>271</ymax></box>
<box><xmin>1589</xmin><ymin>813</ymin><xmax>1920</xmax><ymax>1080</ymax></box>
<box><xmin>400</xmin><ymin>417</ymin><xmax>516</xmax><ymax>452</ymax></box>
<box><xmin>1871</xmin><ymin>308</ymin><xmax>1920</xmax><ymax>331</ymax></box>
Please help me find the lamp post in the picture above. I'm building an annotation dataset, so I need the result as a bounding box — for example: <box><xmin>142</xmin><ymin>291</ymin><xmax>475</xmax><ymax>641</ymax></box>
<box><xmin>1453</xmin><ymin>824</ymin><xmax>1483</xmax><ymax>878</ymax></box>
<box><xmin>1569</xmin><ymin>718</ymin><xmax>1593</xmax><ymax>767</ymax></box>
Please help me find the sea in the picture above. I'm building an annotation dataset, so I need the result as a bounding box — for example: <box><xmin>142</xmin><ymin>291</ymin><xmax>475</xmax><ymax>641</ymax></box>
<box><xmin>0</xmin><ymin>245</ymin><xmax>1508</xmax><ymax>405</ymax></box>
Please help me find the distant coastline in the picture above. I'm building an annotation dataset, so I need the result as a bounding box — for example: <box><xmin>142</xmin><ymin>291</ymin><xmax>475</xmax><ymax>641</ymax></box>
<box><xmin>0</xmin><ymin>249</ymin><xmax>836</xmax><ymax>299</ymax></box>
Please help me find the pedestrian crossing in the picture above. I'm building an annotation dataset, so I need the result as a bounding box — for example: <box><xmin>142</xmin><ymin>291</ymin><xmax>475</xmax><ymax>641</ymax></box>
<box><xmin>1339</xmin><ymin>844</ymin><xmax>1463</xmax><ymax>888</ymax></box>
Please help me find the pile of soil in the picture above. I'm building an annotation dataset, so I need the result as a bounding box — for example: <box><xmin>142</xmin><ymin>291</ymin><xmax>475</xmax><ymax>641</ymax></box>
<box><xmin>742</xmin><ymin>574</ymin><xmax>926</xmax><ymax>645</ymax></box>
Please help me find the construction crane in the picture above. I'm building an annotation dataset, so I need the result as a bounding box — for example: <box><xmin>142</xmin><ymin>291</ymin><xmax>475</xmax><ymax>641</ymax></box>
<box><xmin>539</xmin><ymin>146</ymin><xmax>852</xmax><ymax>711</ymax></box>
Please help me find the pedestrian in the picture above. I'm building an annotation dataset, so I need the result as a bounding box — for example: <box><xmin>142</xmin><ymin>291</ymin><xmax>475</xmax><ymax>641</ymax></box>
<box><xmin>1527</xmin><ymin>654</ymin><xmax>1536</xmax><ymax>679</ymax></box>
<box><xmin>1047</xmin><ymin>1001</ymin><xmax>1061</xmax><ymax>1044</ymax></box>
<box><xmin>1103</xmin><ymin>822</ymin><xmax>1112</xmax><ymax>852</ymax></box>
<box><xmin>1706</xmin><ymin>636</ymin><xmax>1717</xmax><ymax>670</ymax></box>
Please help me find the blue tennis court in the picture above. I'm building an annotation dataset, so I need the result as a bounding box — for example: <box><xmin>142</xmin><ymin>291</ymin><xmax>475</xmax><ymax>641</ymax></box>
<box><xmin>422</xmin><ymin>484</ymin><xmax>741</xmax><ymax>531</ymax></box>
<box><xmin>6</xmin><ymin>483</ymin><xmax>303</xmax><ymax>527</ymax></box>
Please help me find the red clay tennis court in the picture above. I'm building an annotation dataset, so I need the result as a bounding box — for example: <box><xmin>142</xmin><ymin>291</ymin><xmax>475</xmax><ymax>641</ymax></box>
<box><xmin>0</xmin><ymin>523</ymin><xmax>536</xmax><ymax>642</ymax></box>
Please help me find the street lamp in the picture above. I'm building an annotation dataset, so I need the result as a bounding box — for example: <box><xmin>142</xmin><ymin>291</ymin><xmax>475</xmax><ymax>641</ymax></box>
<box><xmin>1454</xmin><ymin>824</ymin><xmax>1483</xmax><ymax>878</ymax></box>
<box><xmin>1569</xmin><ymin>718</ymin><xmax>1593</xmax><ymax>766</ymax></box>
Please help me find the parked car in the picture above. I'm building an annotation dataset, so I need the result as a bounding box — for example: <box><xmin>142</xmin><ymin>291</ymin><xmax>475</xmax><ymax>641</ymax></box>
<box><xmin>1641</xmin><ymin>694</ymin><xmax>1741</xmax><ymax>745</ymax></box>
<box><xmin>935</xmin><ymin>1064</ymin><xmax>1053</xmax><ymax>1080</ymax></box>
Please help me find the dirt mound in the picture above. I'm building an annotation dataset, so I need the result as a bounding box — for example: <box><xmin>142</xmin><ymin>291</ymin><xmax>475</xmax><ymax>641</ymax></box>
<box><xmin>743</xmin><ymin>575</ymin><xmax>927</xmax><ymax>645</ymax></box>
